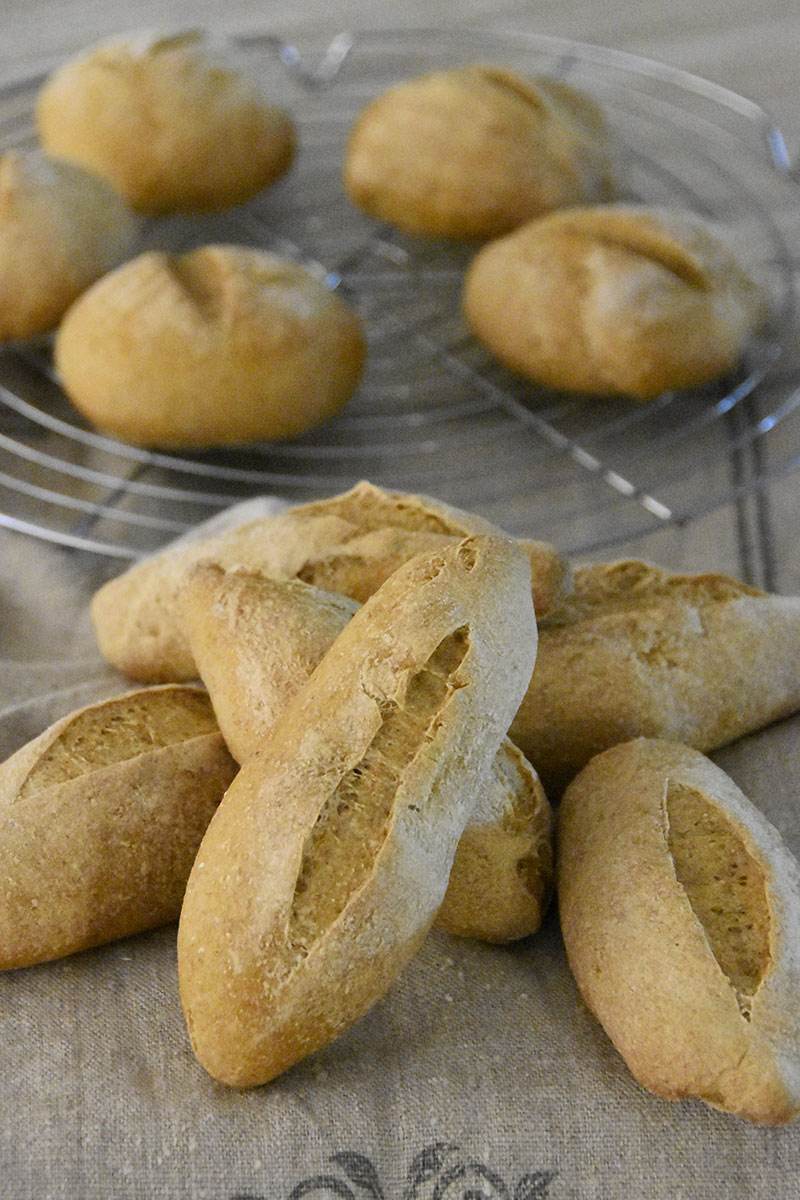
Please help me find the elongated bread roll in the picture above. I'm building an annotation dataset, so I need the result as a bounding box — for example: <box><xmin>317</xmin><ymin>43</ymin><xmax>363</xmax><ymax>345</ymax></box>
<box><xmin>179</xmin><ymin>561</ymin><xmax>553</xmax><ymax>942</ymax></box>
<box><xmin>0</xmin><ymin>685</ymin><xmax>237</xmax><ymax>969</ymax></box>
<box><xmin>90</xmin><ymin>480</ymin><xmax>569</xmax><ymax>681</ymax></box>
<box><xmin>557</xmin><ymin>739</ymin><xmax>800</xmax><ymax>1124</ymax></box>
<box><xmin>510</xmin><ymin>559</ymin><xmax>800</xmax><ymax>796</ymax></box>
<box><xmin>177</xmin><ymin>535</ymin><xmax>538</xmax><ymax>1086</ymax></box>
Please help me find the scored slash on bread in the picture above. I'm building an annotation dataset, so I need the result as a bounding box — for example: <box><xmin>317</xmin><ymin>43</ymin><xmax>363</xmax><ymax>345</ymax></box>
<box><xmin>557</xmin><ymin>738</ymin><xmax>800</xmax><ymax>1124</ymax></box>
<box><xmin>89</xmin><ymin>480</ymin><xmax>570</xmax><ymax>682</ymax></box>
<box><xmin>176</xmin><ymin>535</ymin><xmax>539</xmax><ymax>1087</ymax></box>
<box><xmin>179</xmin><ymin>561</ymin><xmax>553</xmax><ymax>944</ymax></box>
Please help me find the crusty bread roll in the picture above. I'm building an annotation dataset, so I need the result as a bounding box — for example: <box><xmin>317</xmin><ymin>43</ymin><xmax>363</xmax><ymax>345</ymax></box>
<box><xmin>180</xmin><ymin>564</ymin><xmax>361</xmax><ymax>762</ymax></box>
<box><xmin>439</xmin><ymin>736</ymin><xmax>552</xmax><ymax>943</ymax></box>
<box><xmin>90</xmin><ymin>480</ymin><xmax>570</xmax><ymax>681</ymax></box>
<box><xmin>557</xmin><ymin>738</ymin><xmax>800</xmax><ymax>1124</ymax></box>
<box><xmin>0</xmin><ymin>148</ymin><xmax>136</xmax><ymax>341</ymax></box>
<box><xmin>35</xmin><ymin>29</ymin><xmax>295</xmax><ymax>214</ymax></box>
<box><xmin>177</xmin><ymin>535</ymin><xmax>539</xmax><ymax>1086</ymax></box>
<box><xmin>179</xmin><ymin>561</ymin><xmax>553</xmax><ymax>942</ymax></box>
<box><xmin>509</xmin><ymin>559</ymin><xmax>800</xmax><ymax>796</ymax></box>
<box><xmin>463</xmin><ymin>204</ymin><xmax>765</xmax><ymax>399</ymax></box>
<box><xmin>0</xmin><ymin>685</ymin><xmax>237</xmax><ymax>969</ymax></box>
<box><xmin>343</xmin><ymin>65</ymin><xmax>613</xmax><ymax>238</ymax></box>
<box><xmin>54</xmin><ymin>244</ymin><xmax>366</xmax><ymax>448</ymax></box>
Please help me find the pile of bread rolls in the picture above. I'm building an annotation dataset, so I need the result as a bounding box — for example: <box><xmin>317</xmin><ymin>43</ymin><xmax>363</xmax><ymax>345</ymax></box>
<box><xmin>3</xmin><ymin>480</ymin><xmax>800</xmax><ymax>1126</ymax></box>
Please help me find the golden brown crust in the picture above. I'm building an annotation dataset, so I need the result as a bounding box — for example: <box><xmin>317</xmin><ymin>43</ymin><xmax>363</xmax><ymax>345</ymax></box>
<box><xmin>0</xmin><ymin>148</ymin><xmax>136</xmax><ymax>341</ymax></box>
<box><xmin>509</xmin><ymin>559</ymin><xmax>800</xmax><ymax>796</ymax></box>
<box><xmin>557</xmin><ymin>739</ymin><xmax>800</xmax><ymax>1124</ymax></box>
<box><xmin>35</xmin><ymin>29</ymin><xmax>296</xmax><ymax>214</ymax></box>
<box><xmin>343</xmin><ymin>65</ymin><xmax>614</xmax><ymax>239</ymax></box>
<box><xmin>177</xmin><ymin>536</ymin><xmax>538</xmax><ymax>1086</ymax></box>
<box><xmin>54</xmin><ymin>244</ymin><xmax>366</xmax><ymax>448</ymax></box>
<box><xmin>180</xmin><ymin>565</ymin><xmax>360</xmax><ymax>763</ymax></box>
<box><xmin>437</xmin><ymin>737</ymin><xmax>553</xmax><ymax>942</ymax></box>
<box><xmin>180</xmin><ymin>562</ymin><xmax>553</xmax><ymax>942</ymax></box>
<box><xmin>0</xmin><ymin>685</ymin><xmax>237</xmax><ymax>969</ymax></box>
<box><xmin>90</xmin><ymin>481</ymin><xmax>569</xmax><ymax>681</ymax></box>
<box><xmin>463</xmin><ymin>204</ymin><xmax>766</xmax><ymax>399</ymax></box>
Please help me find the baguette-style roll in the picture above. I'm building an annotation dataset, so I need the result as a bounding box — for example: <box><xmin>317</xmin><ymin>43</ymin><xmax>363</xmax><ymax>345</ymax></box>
<box><xmin>36</xmin><ymin>29</ymin><xmax>295</xmax><ymax>215</ymax></box>
<box><xmin>0</xmin><ymin>685</ymin><xmax>237</xmax><ymax>969</ymax></box>
<box><xmin>90</xmin><ymin>480</ymin><xmax>570</xmax><ymax>682</ymax></box>
<box><xmin>509</xmin><ymin>559</ymin><xmax>800</xmax><ymax>796</ymax></box>
<box><xmin>557</xmin><ymin>739</ymin><xmax>800</xmax><ymax>1124</ymax></box>
<box><xmin>180</xmin><ymin>562</ymin><xmax>553</xmax><ymax>942</ymax></box>
<box><xmin>180</xmin><ymin>565</ymin><xmax>360</xmax><ymax>762</ymax></box>
<box><xmin>177</xmin><ymin>535</ymin><xmax>539</xmax><ymax>1086</ymax></box>
<box><xmin>463</xmin><ymin>204</ymin><xmax>765</xmax><ymax>399</ymax></box>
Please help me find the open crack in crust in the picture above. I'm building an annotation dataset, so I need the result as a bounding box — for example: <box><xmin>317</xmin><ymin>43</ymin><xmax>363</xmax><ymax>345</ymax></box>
<box><xmin>662</xmin><ymin>778</ymin><xmax>772</xmax><ymax>1024</ymax></box>
<box><xmin>283</xmin><ymin>625</ymin><xmax>470</xmax><ymax>973</ymax></box>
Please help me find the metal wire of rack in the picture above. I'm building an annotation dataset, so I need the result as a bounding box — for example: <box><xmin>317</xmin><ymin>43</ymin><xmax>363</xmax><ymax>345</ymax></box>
<box><xmin>0</xmin><ymin>26</ymin><xmax>798</xmax><ymax>561</ymax></box>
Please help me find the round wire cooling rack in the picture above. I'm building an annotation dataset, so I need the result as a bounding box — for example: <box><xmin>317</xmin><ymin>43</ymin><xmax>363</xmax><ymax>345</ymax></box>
<box><xmin>1</xmin><ymin>26</ymin><xmax>799</xmax><ymax>562</ymax></box>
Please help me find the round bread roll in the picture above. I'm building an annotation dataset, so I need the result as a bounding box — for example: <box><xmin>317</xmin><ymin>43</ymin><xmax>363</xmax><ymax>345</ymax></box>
<box><xmin>35</xmin><ymin>29</ymin><xmax>296</xmax><ymax>215</ymax></box>
<box><xmin>557</xmin><ymin>739</ymin><xmax>800</xmax><ymax>1124</ymax></box>
<box><xmin>0</xmin><ymin>148</ymin><xmax>136</xmax><ymax>341</ymax></box>
<box><xmin>463</xmin><ymin>204</ymin><xmax>766</xmax><ymax>399</ymax></box>
<box><xmin>53</xmin><ymin>244</ymin><xmax>367</xmax><ymax>448</ymax></box>
<box><xmin>343</xmin><ymin>65</ymin><xmax>614</xmax><ymax>239</ymax></box>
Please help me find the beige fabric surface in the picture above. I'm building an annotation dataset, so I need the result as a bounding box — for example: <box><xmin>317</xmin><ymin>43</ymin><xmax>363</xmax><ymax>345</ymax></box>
<box><xmin>2</xmin><ymin>0</ymin><xmax>800</xmax><ymax>1196</ymax></box>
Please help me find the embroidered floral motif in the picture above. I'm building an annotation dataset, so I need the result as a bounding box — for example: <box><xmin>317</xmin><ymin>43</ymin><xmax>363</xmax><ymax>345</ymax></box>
<box><xmin>235</xmin><ymin>1143</ymin><xmax>558</xmax><ymax>1200</ymax></box>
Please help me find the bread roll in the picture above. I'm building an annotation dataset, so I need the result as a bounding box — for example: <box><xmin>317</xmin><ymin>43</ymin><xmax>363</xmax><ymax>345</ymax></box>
<box><xmin>0</xmin><ymin>148</ymin><xmax>136</xmax><ymax>341</ymax></box>
<box><xmin>177</xmin><ymin>535</ymin><xmax>538</xmax><ymax>1086</ymax></box>
<box><xmin>509</xmin><ymin>559</ymin><xmax>800</xmax><ymax>796</ymax></box>
<box><xmin>0</xmin><ymin>685</ymin><xmax>237</xmax><ymax>969</ymax></box>
<box><xmin>179</xmin><ymin>562</ymin><xmax>553</xmax><ymax>942</ymax></box>
<box><xmin>463</xmin><ymin>204</ymin><xmax>765</xmax><ymax>399</ymax></box>
<box><xmin>36</xmin><ymin>29</ymin><xmax>295</xmax><ymax>214</ymax></box>
<box><xmin>438</xmin><ymin>736</ymin><xmax>552</xmax><ymax>943</ymax></box>
<box><xmin>557</xmin><ymin>738</ymin><xmax>800</xmax><ymax>1124</ymax></box>
<box><xmin>54</xmin><ymin>244</ymin><xmax>366</xmax><ymax>448</ymax></box>
<box><xmin>344</xmin><ymin>65</ymin><xmax>613</xmax><ymax>238</ymax></box>
<box><xmin>90</xmin><ymin>480</ymin><xmax>570</xmax><ymax>681</ymax></box>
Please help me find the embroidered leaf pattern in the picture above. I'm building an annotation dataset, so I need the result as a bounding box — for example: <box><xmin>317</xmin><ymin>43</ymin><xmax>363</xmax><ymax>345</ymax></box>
<box><xmin>403</xmin><ymin>1143</ymin><xmax>460</xmax><ymax>1199</ymax></box>
<box><xmin>431</xmin><ymin>1161</ymin><xmax>510</xmax><ymax>1200</ymax></box>
<box><xmin>514</xmin><ymin>1172</ymin><xmax>558</xmax><ymax>1200</ymax></box>
<box><xmin>329</xmin><ymin>1152</ymin><xmax>386</xmax><ymax>1200</ymax></box>
<box><xmin>288</xmin><ymin>1174</ymin><xmax>357</xmax><ymax>1199</ymax></box>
